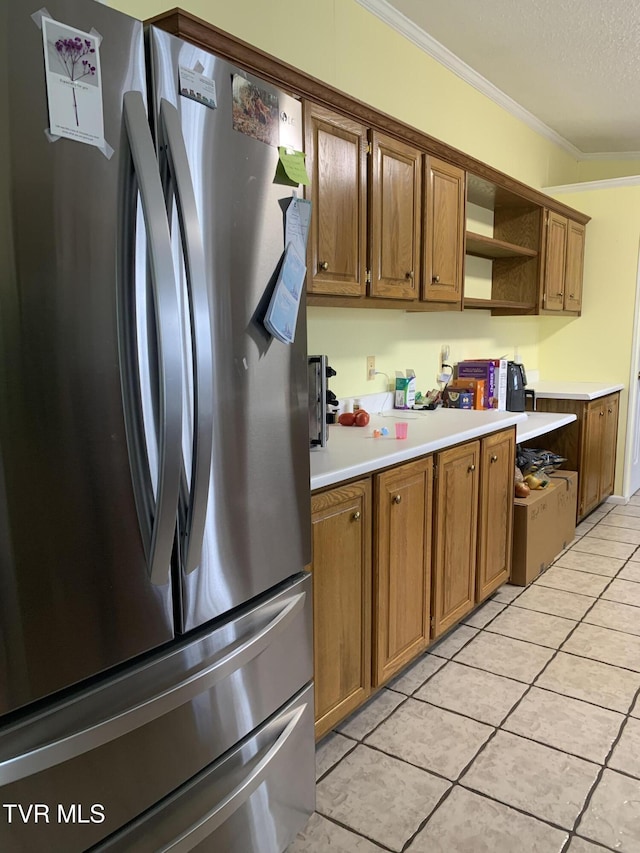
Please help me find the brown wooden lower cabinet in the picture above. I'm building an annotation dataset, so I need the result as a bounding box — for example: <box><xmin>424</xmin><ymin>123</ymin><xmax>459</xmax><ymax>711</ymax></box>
<box><xmin>532</xmin><ymin>393</ymin><xmax>619</xmax><ymax>520</ymax></box>
<box><xmin>311</xmin><ymin>428</ymin><xmax>515</xmax><ymax>735</ymax></box>
<box><xmin>431</xmin><ymin>441</ymin><xmax>480</xmax><ymax>638</ymax></box>
<box><xmin>373</xmin><ymin>457</ymin><xmax>433</xmax><ymax>686</ymax></box>
<box><xmin>310</xmin><ymin>480</ymin><xmax>371</xmax><ymax>740</ymax></box>
<box><xmin>476</xmin><ymin>429</ymin><xmax>515</xmax><ymax>602</ymax></box>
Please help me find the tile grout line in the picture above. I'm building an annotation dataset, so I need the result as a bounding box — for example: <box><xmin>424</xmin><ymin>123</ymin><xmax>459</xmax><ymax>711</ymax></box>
<box><xmin>308</xmin><ymin>506</ymin><xmax>640</xmax><ymax>849</ymax></box>
<box><xmin>559</xmin><ymin>682</ymin><xmax>640</xmax><ymax>853</ymax></box>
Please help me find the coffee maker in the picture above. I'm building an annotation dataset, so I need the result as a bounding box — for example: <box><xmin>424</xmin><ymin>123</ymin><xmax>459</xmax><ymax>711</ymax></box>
<box><xmin>506</xmin><ymin>362</ymin><xmax>535</xmax><ymax>411</ymax></box>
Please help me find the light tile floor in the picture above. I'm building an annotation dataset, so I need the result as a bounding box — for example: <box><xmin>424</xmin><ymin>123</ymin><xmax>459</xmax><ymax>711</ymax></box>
<box><xmin>288</xmin><ymin>498</ymin><xmax>640</xmax><ymax>853</ymax></box>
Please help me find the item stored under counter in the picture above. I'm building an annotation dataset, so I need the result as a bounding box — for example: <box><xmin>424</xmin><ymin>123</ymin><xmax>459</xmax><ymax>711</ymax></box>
<box><xmin>511</xmin><ymin>471</ymin><xmax>577</xmax><ymax>586</ymax></box>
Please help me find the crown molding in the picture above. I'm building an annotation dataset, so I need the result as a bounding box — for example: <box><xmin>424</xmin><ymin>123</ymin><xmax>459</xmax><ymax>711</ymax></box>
<box><xmin>354</xmin><ymin>0</ymin><xmax>637</xmax><ymax>163</ymax></box>
<box><xmin>578</xmin><ymin>150</ymin><xmax>640</xmax><ymax>161</ymax></box>
<box><xmin>544</xmin><ymin>175</ymin><xmax>640</xmax><ymax>194</ymax></box>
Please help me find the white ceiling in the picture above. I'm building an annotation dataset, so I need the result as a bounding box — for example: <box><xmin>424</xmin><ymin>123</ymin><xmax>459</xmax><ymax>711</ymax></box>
<box><xmin>358</xmin><ymin>0</ymin><xmax>640</xmax><ymax>158</ymax></box>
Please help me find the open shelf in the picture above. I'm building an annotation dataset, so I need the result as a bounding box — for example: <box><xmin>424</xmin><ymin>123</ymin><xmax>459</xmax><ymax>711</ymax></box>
<box><xmin>465</xmin><ymin>231</ymin><xmax>538</xmax><ymax>260</ymax></box>
<box><xmin>463</xmin><ymin>297</ymin><xmax>536</xmax><ymax>311</ymax></box>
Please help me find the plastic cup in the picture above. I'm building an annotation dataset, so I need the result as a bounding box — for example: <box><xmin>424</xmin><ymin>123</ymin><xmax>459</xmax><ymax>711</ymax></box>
<box><xmin>395</xmin><ymin>422</ymin><xmax>408</xmax><ymax>440</ymax></box>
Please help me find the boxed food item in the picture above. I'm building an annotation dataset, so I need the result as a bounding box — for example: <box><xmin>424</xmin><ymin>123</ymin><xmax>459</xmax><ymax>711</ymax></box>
<box><xmin>395</xmin><ymin>370</ymin><xmax>416</xmax><ymax>409</ymax></box>
<box><xmin>511</xmin><ymin>471</ymin><xmax>577</xmax><ymax>586</ymax></box>
<box><xmin>457</xmin><ymin>359</ymin><xmax>508</xmax><ymax>410</ymax></box>
<box><xmin>445</xmin><ymin>389</ymin><xmax>473</xmax><ymax>409</ymax></box>
<box><xmin>447</xmin><ymin>378</ymin><xmax>485</xmax><ymax>410</ymax></box>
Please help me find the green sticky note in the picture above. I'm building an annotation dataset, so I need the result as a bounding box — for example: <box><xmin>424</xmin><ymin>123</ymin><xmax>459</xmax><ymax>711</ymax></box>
<box><xmin>274</xmin><ymin>146</ymin><xmax>310</xmax><ymax>186</ymax></box>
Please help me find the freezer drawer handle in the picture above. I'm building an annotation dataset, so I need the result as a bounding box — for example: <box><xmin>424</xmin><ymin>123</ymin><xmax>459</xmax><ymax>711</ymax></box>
<box><xmin>159</xmin><ymin>99</ymin><xmax>214</xmax><ymax>575</ymax></box>
<box><xmin>121</xmin><ymin>90</ymin><xmax>183</xmax><ymax>586</ymax></box>
<box><xmin>162</xmin><ymin>704</ymin><xmax>307</xmax><ymax>852</ymax></box>
<box><xmin>0</xmin><ymin>589</ymin><xmax>306</xmax><ymax>786</ymax></box>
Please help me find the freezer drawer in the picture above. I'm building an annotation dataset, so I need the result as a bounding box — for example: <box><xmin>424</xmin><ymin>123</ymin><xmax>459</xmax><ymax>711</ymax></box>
<box><xmin>97</xmin><ymin>684</ymin><xmax>315</xmax><ymax>853</ymax></box>
<box><xmin>0</xmin><ymin>574</ymin><xmax>312</xmax><ymax>852</ymax></box>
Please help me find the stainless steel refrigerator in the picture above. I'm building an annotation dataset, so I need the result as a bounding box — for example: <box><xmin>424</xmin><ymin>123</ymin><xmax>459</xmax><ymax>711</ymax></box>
<box><xmin>0</xmin><ymin>1</ymin><xmax>314</xmax><ymax>850</ymax></box>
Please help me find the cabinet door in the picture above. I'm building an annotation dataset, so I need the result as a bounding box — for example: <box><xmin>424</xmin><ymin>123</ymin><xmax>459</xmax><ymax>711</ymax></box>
<box><xmin>370</xmin><ymin>131</ymin><xmax>421</xmax><ymax>300</ymax></box>
<box><xmin>304</xmin><ymin>103</ymin><xmax>367</xmax><ymax>296</ymax></box>
<box><xmin>311</xmin><ymin>480</ymin><xmax>371</xmax><ymax>739</ymax></box>
<box><xmin>600</xmin><ymin>393</ymin><xmax>619</xmax><ymax>500</ymax></box>
<box><xmin>543</xmin><ymin>211</ymin><xmax>568</xmax><ymax>310</ymax></box>
<box><xmin>564</xmin><ymin>220</ymin><xmax>585</xmax><ymax>313</ymax></box>
<box><xmin>432</xmin><ymin>441</ymin><xmax>480</xmax><ymax>638</ymax></box>
<box><xmin>423</xmin><ymin>157</ymin><xmax>465</xmax><ymax>304</ymax></box>
<box><xmin>477</xmin><ymin>430</ymin><xmax>515</xmax><ymax>602</ymax></box>
<box><xmin>373</xmin><ymin>457</ymin><xmax>432</xmax><ymax>686</ymax></box>
<box><xmin>581</xmin><ymin>401</ymin><xmax>605</xmax><ymax>518</ymax></box>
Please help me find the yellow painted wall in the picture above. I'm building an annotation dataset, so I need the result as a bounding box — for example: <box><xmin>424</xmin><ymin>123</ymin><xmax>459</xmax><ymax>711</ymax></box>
<box><xmin>577</xmin><ymin>161</ymin><xmax>640</xmax><ymax>183</ymax></box>
<box><xmin>538</xmin><ymin>186</ymin><xmax>640</xmax><ymax>494</ymax></box>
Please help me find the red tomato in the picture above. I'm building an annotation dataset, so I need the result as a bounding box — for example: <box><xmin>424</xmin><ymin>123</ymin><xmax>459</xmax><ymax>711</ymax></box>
<box><xmin>354</xmin><ymin>410</ymin><xmax>370</xmax><ymax>427</ymax></box>
<box><xmin>338</xmin><ymin>412</ymin><xmax>356</xmax><ymax>426</ymax></box>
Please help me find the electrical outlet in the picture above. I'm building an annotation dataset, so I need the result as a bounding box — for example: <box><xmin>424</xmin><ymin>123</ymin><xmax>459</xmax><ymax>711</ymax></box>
<box><xmin>367</xmin><ymin>355</ymin><xmax>376</xmax><ymax>381</ymax></box>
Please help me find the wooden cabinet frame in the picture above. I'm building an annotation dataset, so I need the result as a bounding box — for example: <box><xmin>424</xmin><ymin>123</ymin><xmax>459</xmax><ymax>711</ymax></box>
<box><xmin>151</xmin><ymin>9</ymin><xmax>589</xmax><ymax>317</ymax></box>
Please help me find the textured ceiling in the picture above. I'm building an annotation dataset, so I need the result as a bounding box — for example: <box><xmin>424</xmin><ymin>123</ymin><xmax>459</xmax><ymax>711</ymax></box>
<box><xmin>382</xmin><ymin>0</ymin><xmax>640</xmax><ymax>155</ymax></box>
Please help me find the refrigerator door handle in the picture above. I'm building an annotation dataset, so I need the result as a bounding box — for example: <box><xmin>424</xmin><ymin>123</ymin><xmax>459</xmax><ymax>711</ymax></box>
<box><xmin>122</xmin><ymin>90</ymin><xmax>183</xmax><ymax>586</ymax></box>
<box><xmin>0</xmin><ymin>589</ymin><xmax>306</xmax><ymax>785</ymax></box>
<box><xmin>159</xmin><ymin>98</ymin><xmax>214</xmax><ymax>575</ymax></box>
<box><xmin>162</xmin><ymin>704</ymin><xmax>308</xmax><ymax>852</ymax></box>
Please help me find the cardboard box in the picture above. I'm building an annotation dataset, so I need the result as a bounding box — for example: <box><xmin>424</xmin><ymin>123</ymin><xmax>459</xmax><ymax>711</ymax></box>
<box><xmin>511</xmin><ymin>471</ymin><xmax>578</xmax><ymax>586</ymax></box>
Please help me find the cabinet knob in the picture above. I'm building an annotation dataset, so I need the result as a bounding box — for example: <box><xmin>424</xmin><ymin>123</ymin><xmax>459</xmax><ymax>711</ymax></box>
<box><xmin>599</xmin><ymin>411</ymin><xmax>605</xmax><ymax>417</ymax></box>
<box><xmin>319</xmin><ymin>261</ymin><xmax>329</xmax><ymax>271</ymax></box>
<box><xmin>432</xmin><ymin>275</ymin><xmax>440</xmax><ymax>283</ymax></box>
<box><xmin>558</xmin><ymin>291</ymin><xmax>564</xmax><ymax>297</ymax></box>
<box><xmin>569</xmin><ymin>293</ymin><xmax>575</xmax><ymax>299</ymax></box>
<box><xmin>468</xmin><ymin>464</ymin><xmax>476</xmax><ymax>472</ymax></box>
<box><xmin>393</xmin><ymin>494</ymin><xmax>402</xmax><ymax>504</ymax></box>
<box><xmin>406</xmin><ymin>270</ymin><xmax>414</xmax><ymax>280</ymax></box>
<box><xmin>352</xmin><ymin>511</ymin><xmax>361</xmax><ymax>521</ymax></box>
<box><xmin>608</xmin><ymin>408</ymin><xmax>613</xmax><ymax>414</ymax></box>
<box><xmin>490</xmin><ymin>454</ymin><xmax>498</xmax><ymax>463</ymax></box>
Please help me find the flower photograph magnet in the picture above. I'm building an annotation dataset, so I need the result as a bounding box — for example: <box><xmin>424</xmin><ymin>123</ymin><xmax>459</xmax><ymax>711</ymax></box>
<box><xmin>41</xmin><ymin>17</ymin><xmax>105</xmax><ymax>149</ymax></box>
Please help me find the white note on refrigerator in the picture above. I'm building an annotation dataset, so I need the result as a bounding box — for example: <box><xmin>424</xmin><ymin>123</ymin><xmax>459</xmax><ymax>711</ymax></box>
<box><xmin>264</xmin><ymin>241</ymin><xmax>307</xmax><ymax>344</ymax></box>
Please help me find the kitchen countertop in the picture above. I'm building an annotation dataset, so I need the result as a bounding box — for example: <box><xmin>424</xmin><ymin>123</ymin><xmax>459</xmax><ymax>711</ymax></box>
<box><xmin>531</xmin><ymin>381</ymin><xmax>624</xmax><ymax>401</ymax></box>
<box><xmin>516</xmin><ymin>411</ymin><xmax>577</xmax><ymax>443</ymax></box>
<box><xmin>311</xmin><ymin>409</ymin><xmax>576</xmax><ymax>491</ymax></box>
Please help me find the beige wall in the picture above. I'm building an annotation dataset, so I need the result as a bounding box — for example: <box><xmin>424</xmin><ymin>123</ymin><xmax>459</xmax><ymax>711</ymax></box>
<box><xmin>112</xmin><ymin>0</ymin><xmax>640</xmax><ymax>495</ymax></box>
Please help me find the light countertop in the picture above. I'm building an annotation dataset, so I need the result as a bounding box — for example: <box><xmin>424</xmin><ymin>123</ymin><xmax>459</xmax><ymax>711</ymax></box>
<box><xmin>311</xmin><ymin>409</ymin><xmax>576</xmax><ymax>491</ymax></box>
<box><xmin>531</xmin><ymin>381</ymin><xmax>624</xmax><ymax>401</ymax></box>
<box><xmin>516</xmin><ymin>411</ymin><xmax>577</xmax><ymax>443</ymax></box>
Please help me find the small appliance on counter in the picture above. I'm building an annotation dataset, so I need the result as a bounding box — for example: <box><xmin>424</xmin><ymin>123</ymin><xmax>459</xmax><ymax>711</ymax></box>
<box><xmin>506</xmin><ymin>362</ymin><xmax>536</xmax><ymax>412</ymax></box>
<box><xmin>308</xmin><ymin>355</ymin><xmax>337</xmax><ymax>447</ymax></box>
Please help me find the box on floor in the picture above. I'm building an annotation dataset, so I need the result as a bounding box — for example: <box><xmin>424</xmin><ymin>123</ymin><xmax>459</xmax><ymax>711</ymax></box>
<box><xmin>511</xmin><ymin>471</ymin><xmax>578</xmax><ymax>586</ymax></box>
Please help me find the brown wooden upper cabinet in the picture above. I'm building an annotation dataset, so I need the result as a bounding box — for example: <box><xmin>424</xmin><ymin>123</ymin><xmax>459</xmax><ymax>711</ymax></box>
<box><xmin>542</xmin><ymin>212</ymin><xmax>585</xmax><ymax>314</ymax></box>
<box><xmin>423</xmin><ymin>157</ymin><xmax>465</xmax><ymax>305</ymax></box>
<box><xmin>304</xmin><ymin>103</ymin><xmax>367</xmax><ymax>297</ymax></box>
<box><xmin>370</xmin><ymin>131</ymin><xmax>422</xmax><ymax>300</ymax></box>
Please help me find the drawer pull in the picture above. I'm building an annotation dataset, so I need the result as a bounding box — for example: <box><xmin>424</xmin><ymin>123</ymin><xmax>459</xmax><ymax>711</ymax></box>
<box><xmin>393</xmin><ymin>494</ymin><xmax>402</xmax><ymax>504</ymax></box>
<box><xmin>352</xmin><ymin>511</ymin><xmax>361</xmax><ymax>521</ymax></box>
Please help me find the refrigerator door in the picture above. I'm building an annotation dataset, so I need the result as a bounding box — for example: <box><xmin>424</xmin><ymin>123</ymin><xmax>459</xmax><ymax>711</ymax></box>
<box><xmin>0</xmin><ymin>574</ymin><xmax>312</xmax><ymax>852</ymax></box>
<box><xmin>149</xmin><ymin>28</ymin><xmax>312</xmax><ymax>632</ymax></box>
<box><xmin>96</xmin><ymin>684</ymin><xmax>315</xmax><ymax>853</ymax></box>
<box><xmin>0</xmin><ymin>0</ymin><xmax>178</xmax><ymax>714</ymax></box>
